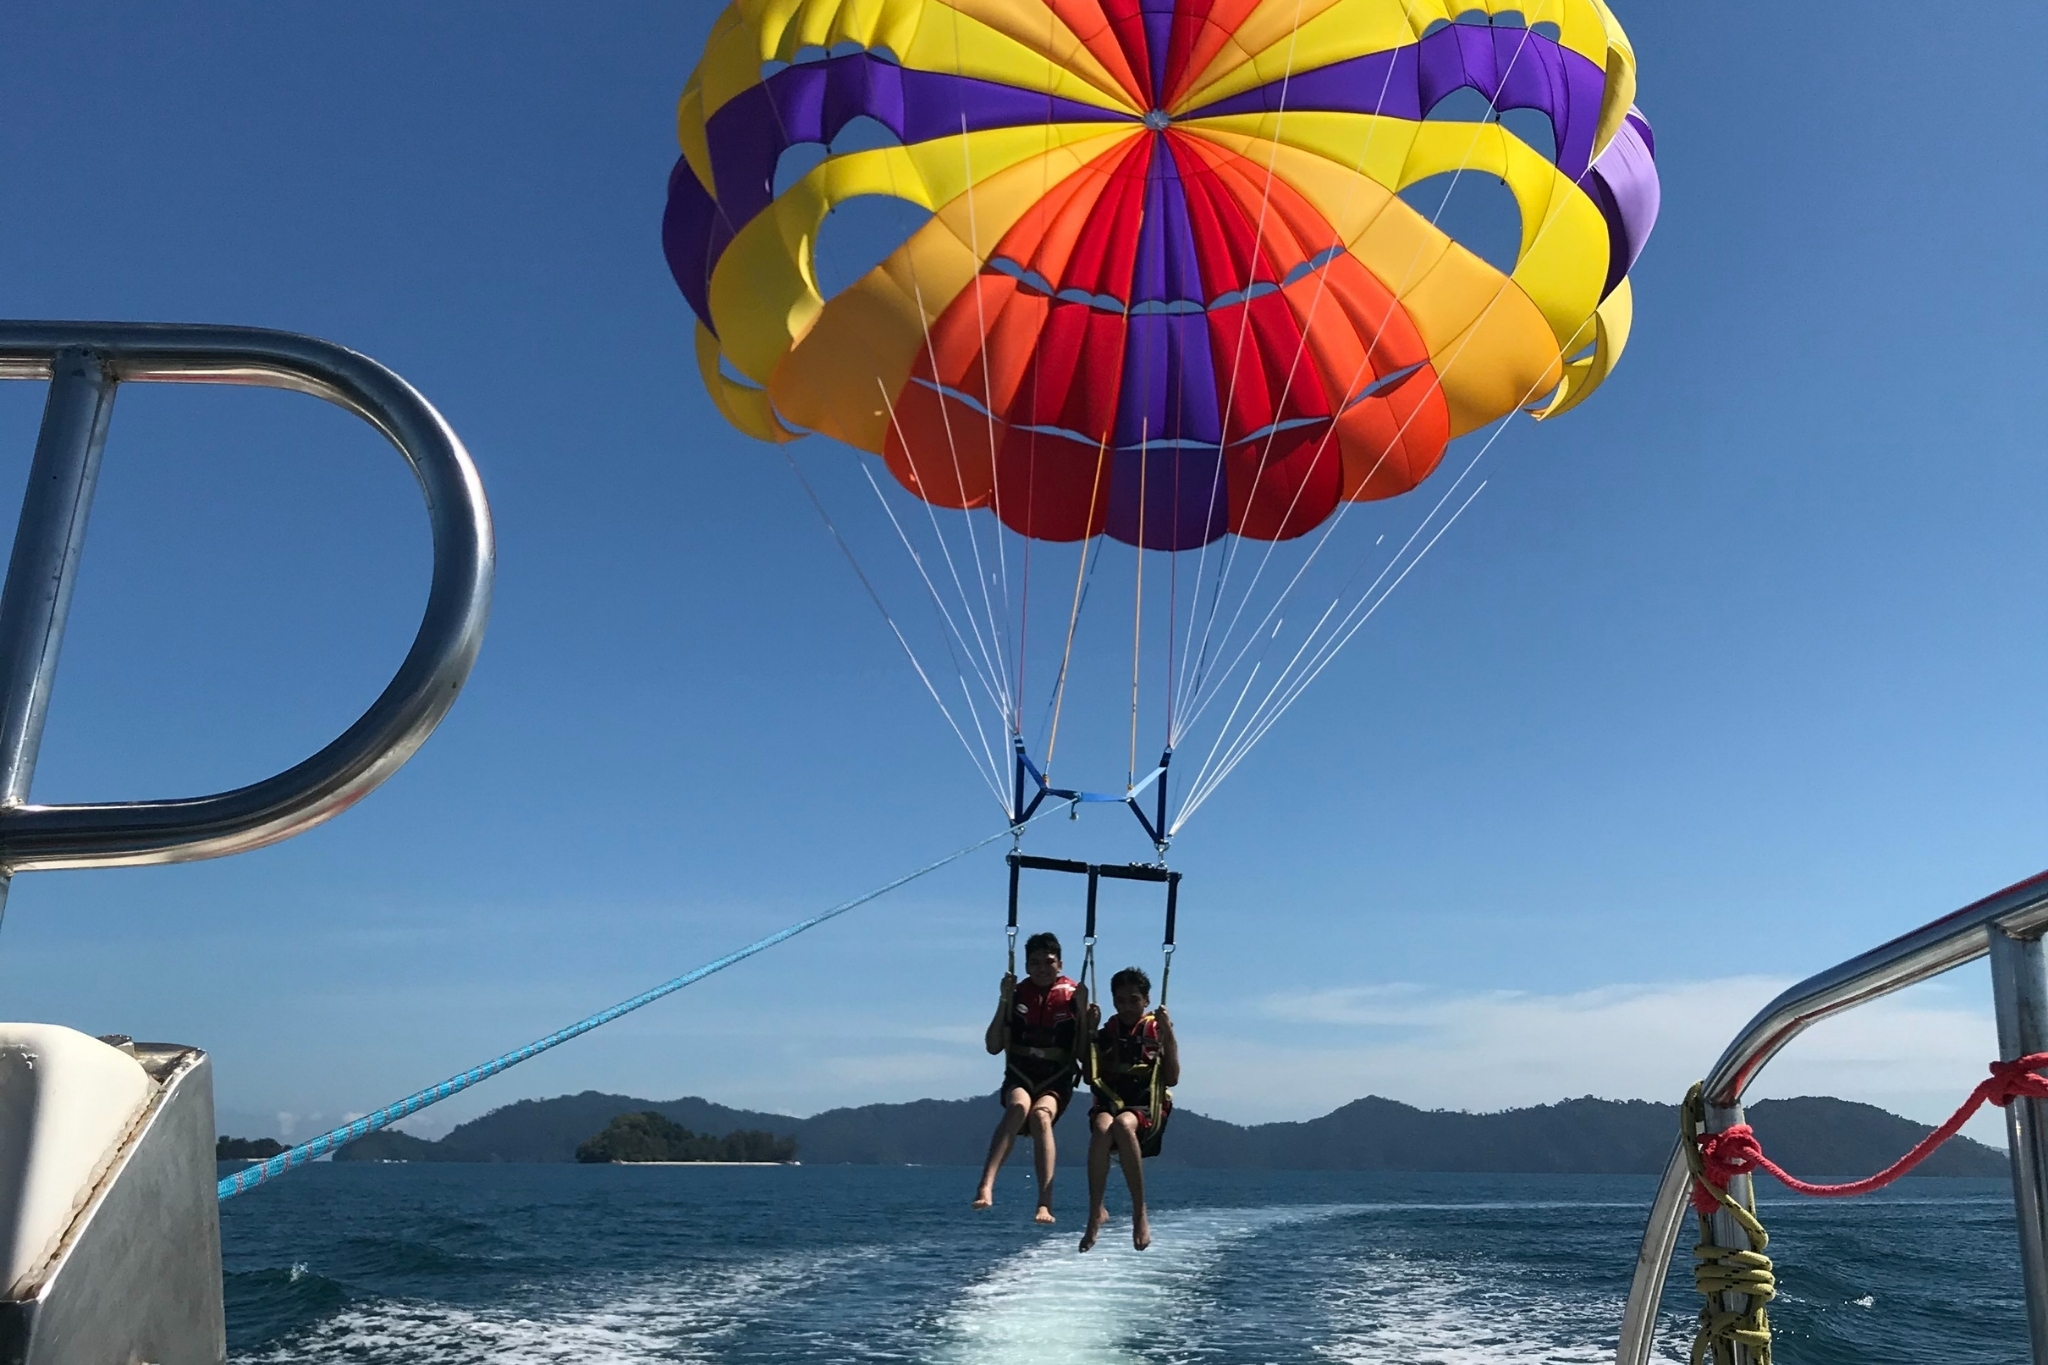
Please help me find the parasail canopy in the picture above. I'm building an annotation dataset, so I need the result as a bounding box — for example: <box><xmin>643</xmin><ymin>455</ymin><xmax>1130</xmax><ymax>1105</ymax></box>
<box><xmin>665</xmin><ymin>0</ymin><xmax>1658</xmax><ymax>553</ymax></box>
<box><xmin>663</xmin><ymin>1</ymin><xmax>1661</xmax><ymax>835</ymax></box>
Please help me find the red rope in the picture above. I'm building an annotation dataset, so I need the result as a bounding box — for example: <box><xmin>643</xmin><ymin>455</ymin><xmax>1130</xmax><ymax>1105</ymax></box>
<box><xmin>1691</xmin><ymin>1053</ymin><xmax>2048</xmax><ymax>1215</ymax></box>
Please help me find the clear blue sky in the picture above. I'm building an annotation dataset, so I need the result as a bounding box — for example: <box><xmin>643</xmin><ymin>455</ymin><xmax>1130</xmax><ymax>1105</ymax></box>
<box><xmin>1</xmin><ymin>4</ymin><xmax>2042</xmax><ymax>1144</ymax></box>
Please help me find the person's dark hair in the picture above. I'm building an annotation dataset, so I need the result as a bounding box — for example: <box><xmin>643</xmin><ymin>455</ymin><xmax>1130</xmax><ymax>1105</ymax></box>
<box><xmin>1023</xmin><ymin>931</ymin><xmax>1063</xmax><ymax>962</ymax></box>
<box><xmin>1109</xmin><ymin>967</ymin><xmax>1152</xmax><ymax>999</ymax></box>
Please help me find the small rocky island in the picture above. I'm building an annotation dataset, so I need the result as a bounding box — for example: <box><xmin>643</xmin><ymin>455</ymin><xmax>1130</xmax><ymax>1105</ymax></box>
<box><xmin>216</xmin><ymin>1136</ymin><xmax>287</xmax><ymax>1160</ymax></box>
<box><xmin>575</xmin><ymin>1111</ymin><xmax>799</xmax><ymax>1164</ymax></box>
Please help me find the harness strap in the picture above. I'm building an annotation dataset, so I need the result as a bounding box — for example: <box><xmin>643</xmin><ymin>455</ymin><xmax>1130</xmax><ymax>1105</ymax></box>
<box><xmin>1092</xmin><ymin>1012</ymin><xmax>1168</xmax><ymax>1124</ymax></box>
<box><xmin>1082</xmin><ymin>936</ymin><xmax>1101</xmax><ymax>1094</ymax></box>
<box><xmin>1004</xmin><ymin>1058</ymin><xmax>1074</xmax><ymax>1096</ymax></box>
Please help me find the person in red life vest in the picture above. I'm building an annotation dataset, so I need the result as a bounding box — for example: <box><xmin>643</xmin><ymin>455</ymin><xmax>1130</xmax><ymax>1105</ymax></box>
<box><xmin>973</xmin><ymin>931</ymin><xmax>1086</xmax><ymax>1222</ymax></box>
<box><xmin>1078</xmin><ymin>966</ymin><xmax>1179</xmax><ymax>1253</ymax></box>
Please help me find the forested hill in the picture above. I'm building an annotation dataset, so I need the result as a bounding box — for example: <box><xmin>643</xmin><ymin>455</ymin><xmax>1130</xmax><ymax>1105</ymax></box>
<box><xmin>334</xmin><ymin>1091</ymin><xmax>2007</xmax><ymax>1177</ymax></box>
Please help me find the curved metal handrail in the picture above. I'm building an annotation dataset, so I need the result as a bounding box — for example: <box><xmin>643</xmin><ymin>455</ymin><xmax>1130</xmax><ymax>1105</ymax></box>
<box><xmin>1615</xmin><ymin>868</ymin><xmax>2048</xmax><ymax>1364</ymax></box>
<box><xmin>0</xmin><ymin>321</ymin><xmax>493</xmax><ymax>871</ymax></box>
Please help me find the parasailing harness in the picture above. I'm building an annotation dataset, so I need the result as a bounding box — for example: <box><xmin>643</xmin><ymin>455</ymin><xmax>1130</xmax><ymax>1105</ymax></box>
<box><xmin>1006</xmin><ymin>850</ymin><xmax>1179</xmax><ymax>1156</ymax></box>
<box><xmin>1001</xmin><ymin>969</ymin><xmax>1081</xmax><ymax>1101</ymax></box>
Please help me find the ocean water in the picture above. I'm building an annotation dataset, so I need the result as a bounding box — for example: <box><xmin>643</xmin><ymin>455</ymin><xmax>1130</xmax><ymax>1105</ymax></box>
<box><xmin>221</xmin><ymin>1164</ymin><xmax>2028</xmax><ymax>1363</ymax></box>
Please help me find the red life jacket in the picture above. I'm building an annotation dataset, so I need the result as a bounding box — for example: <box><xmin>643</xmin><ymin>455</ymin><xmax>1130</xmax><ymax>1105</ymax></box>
<box><xmin>1006</xmin><ymin>976</ymin><xmax>1079</xmax><ymax>1093</ymax></box>
<box><xmin>1093</xmin><ymin>1012</ymin><xmax>1166</xmax><ymax>1112</ymax></box>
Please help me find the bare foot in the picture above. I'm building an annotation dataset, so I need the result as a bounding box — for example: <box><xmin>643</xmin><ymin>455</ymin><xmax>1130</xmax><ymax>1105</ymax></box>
<box><xmin>1132</xmin><ymin>1210</ymin><xmax>1152</xmax><ymax>1251</ymax></box>
<box><xmin>1034</xmin><ymin>1205</ymin><xmax>1056</xmax><ymax>1225</ymax></box>
<box><xmin>1079</xmin><ymin>1210</ymin><xmax>1108</xmax><ymax>1252</ymax></box>
<box><xmin>972</xmin><ymin>1191</ymin><xmax>993</xmax><ymax>1210</ymax></box>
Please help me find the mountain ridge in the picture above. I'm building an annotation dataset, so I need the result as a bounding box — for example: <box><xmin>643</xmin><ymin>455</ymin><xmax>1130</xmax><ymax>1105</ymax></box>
<box><xmin>334</xmin><ymin>1090</ymin><xmax>2008</xmax><ymax>1177</ymax></box>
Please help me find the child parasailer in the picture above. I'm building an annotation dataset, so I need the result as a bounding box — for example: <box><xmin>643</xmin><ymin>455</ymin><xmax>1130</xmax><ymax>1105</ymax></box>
<box><xmin>1079</xmin><ymin>967</ymin><xmax>1179</xmax><ymax>1252</ymax></box>
<box><xmin>973</xmin><ymin>932</ymin><xmax>1085</xmax><ymax>1221</ymax></box>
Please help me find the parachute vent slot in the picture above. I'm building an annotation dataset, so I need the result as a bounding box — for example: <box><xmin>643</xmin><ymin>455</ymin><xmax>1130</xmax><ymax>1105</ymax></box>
<box><xmin>1343</xmin><ymin>363</ymin><xmax>1428</xmax><ymax>409</ymax></box>
<box><xmin>988</xmin><ymin>243</ymin><xmax>1349</xmax><ymax>318</ymax></box>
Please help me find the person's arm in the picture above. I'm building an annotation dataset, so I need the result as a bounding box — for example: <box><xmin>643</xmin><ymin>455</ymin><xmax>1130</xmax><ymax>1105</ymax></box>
<box><xmin>1154</xmin><ymin>1006</ymin><xmax>1180</xmax><ymax>1087</ymax></box>
<box><xmin>985</xmin><ymin>974</ymin><xmax>1016</xmax><ymax>1055</ymax></box>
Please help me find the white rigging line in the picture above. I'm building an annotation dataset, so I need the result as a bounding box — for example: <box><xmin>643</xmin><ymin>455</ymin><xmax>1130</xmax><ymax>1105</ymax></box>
<box><xmin>896</xmin><ymin>338</ymin><xmax>1017</xmax><ymax>732</ymax></box>
<box><xmin>1170</xmin><ymin>20</ymin><xmax>1627</xmax><ymax>823</ymax></box>
<box><xmin>1174</xmin><ymin>19</ymin><xmax>1543</xmax><ymax>741</ymax></box>
<box><xmin>1169</xmin><ymin>0</ymin><xmax>1315</xmax><ymax>737</ymax></box>
<box><xmin>781</xmin><ymin>448</ymin><xmax>1009</xmax><ymax>810</ymax></box>
<box><xmin>1175</xmin><ymin>410</ymin><xmax>1508</xmax><ymax>822</ymax></box>
<box><xmin>870</xmin><ymin>382</ymin><xmax>1015</xmax><ymax>719</ymax></box>
<box><xmin>936</xmin><ymin>12</ymin><xmax>1017</xmax><ymax>731</ymax></box>
<box><xmin>858</xmin><ymin>455</ymin><xmax>1014</xmax><ymax>791</ymax></box>
<box><xmin>957</xmin><ymin>110</ymin><xmax>1021</xmax><ymax>732</ymax></box>
<box><xmin>868</xmin><ymin>106</ymin><xmax>1017</xmax><ymax>735</ymax></box>
<box><xmin>1038</xmin><ymin>525</ymin><xmax>1105</xmax><ymax>775</ymax></box>
<box><xmin>1176</xmin><ymin>473</ymin><xmax>1492</xmax><ymax>826</ymax></box>
<box><xmin>761</xmin><ymin>49</ymin><xmax>1014</xmax><ymax>788</ymax></box>
<box><xmin>1174</xmin><ymin>298</ymin><xmax>1599</xmax><ymax>830</ymax></box>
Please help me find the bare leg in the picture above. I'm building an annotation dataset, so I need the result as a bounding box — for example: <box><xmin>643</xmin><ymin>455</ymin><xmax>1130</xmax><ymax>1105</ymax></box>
<box><xmin>1028</xmin><ymin>1092</ymin><xmax>1061</xmax><ymax>1223</ymax></box>
<box><xmin>1112</xmin><ymin>1113</ymin><xmax>1150</xmax><ymax>1250</ymax></box>
<box><xmin>974</xmin><ymin>1089</ymin><xmax>1031</xmax><ymax>1208</ymax></box>
<box><xmin>1078</xmin><ymin>1111</ymin><xmax>1114</xmax><ymax>1252</ymax></box>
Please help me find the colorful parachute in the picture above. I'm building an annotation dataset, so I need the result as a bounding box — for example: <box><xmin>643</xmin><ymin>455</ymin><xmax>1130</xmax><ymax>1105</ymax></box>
<box><xmin>664</xmin><ymin>0</ymin><xmax>1659</xmax><ymax>552</ymax></box>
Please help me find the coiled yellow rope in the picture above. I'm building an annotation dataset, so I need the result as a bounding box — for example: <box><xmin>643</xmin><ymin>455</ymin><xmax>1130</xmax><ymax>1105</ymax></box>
<box><xmin>1681</xmin><ymin>1083</ymin><xmax>1776</xmax><ymax>1365</ymax></box>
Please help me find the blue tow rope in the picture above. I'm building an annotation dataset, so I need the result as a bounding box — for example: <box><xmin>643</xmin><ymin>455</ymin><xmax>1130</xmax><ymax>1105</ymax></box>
<box><xmin>219</xmin><ymin>827</ymin><xmax>1013</xmax><ymax>1200</ymax></box>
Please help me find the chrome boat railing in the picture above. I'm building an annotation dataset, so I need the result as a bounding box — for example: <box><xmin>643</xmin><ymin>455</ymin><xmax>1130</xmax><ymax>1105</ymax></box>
<box><xmin>1616</xmin><ymin>869</ymin><xmax>2048</xmax><ymax>1364</ymax></box>
<box><xmin>0</xmin><ymin>321</ymin><xmax>491</xmax><ymax>1365</ymax></box>
<box><xmin>0</xmin><ymin>322</ymin><xmax>493</xmax><ymax>895</ymax></box>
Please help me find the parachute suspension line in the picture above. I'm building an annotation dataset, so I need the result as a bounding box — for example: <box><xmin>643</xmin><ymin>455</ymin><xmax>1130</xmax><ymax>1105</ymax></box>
<box><xmin>1165</xmin><ymin>541</ymin><xmax>1179</xmax><ymax>743</ymax></box>
<box><xmin>751</xmin><ymin>81</ymin><xmax>1018</xmax><ymax>798</ymax></box>
<box><xmin>1042</xmin><ymin>439</ymin><xmax>1110</xmax><ymax>777</ymax></box>
<box><xmin>1173</xmin><ymin>548</ymin><xmax>1236</xmax><ymax>750</ymax></box>
<box><xmin>1174</xmin><ymin>331</ymin><xmax>1583</xmax><ymax>830</ymax></box>
<box><xmin>1178</xmin><ymin>471</ymin><xmax>1492</xmax><ymax>827</ymax></box>
<box><xmin>1175</xmin><ymin>285</ymin><xmax>1549</xmax><ymax>753</ymax></box>
<box><xmin>1172</xmin><ymin>0</ymin><xmax>1418</xmax><ymax>738</ymax></box>
<box><xmin>916</xmin><ymin>22</ymin><xmax>1011</xmax><ymax>732</ymax></box>
<box><xmin>1172</xmin><ymin>29</ymin><xmax>1583</xmax><ymax>815</ymax></box>
<box><xmin>1025</xmin><ymin>1</ymin><xmax>1060</xmax><ymax>740</ymax></box>
<box><xmin>1174</xmin><ymin>298</ymin><xmax>1593</xmax><ymax>828</ymax></box>
<box><xmin>957</xmin><ymin>108</ymin><xmax>1020</xmax><ymax>714</ymax></box>
<box><xmin>1175</xmin><ymin>19</ymin><xmax>1538</xmax><ymax>721</ymax></box>
<box><xmin>1177</xmin><ymin>341</ymin><xmax>1561</xmax><ymax>822</ymax></box>
<box><xmin>1016</xmin><ymin>535</ymin><xmax>1032</xmax><ymax>739</ymax></box>
<box><xmin>1173</xmin><ymin>89</ymin><xmax>1608</xmax><ymax>774</ymax></box>
<box><xmin>743</xmin><ymin>60</ymin><xmax>1014</xmax><ymax>787</ymax></box>
<box><xmin>1178</xmin><ymin>300</ymin><xmax>1590</xmax><ymax>820</ymax></box>
<box><xmin>867</xmin><ymin>380</ymin><xmax>1015</xmax><ymax>724</ymax></box>
<box><xmin>872</xmin><ymin>141</ymin><xmax>1016</xmax><ymax>733</ymax></box>
<box><xmin>1175</xmin><ymin>21</ymin><xmax>1541</xmax><ymax>740</ymax></box>
<box><xmin>1130</xmin><ymin>426</ymin><xmax>1149</xmax><ymax>786</ymax></box>
<box><xmin>785</xmin><ymin>448</ymin><xmax>1008</xmax><ymax>808</ymax></box>
<box><xmin>899</xmin><ymin>277</ymin><xmax>1017</xmax><ymax>733</ymax></box>
<box><xmin>1186</xmin><ymin>651</ymin><xmax>1268</xmax><ymax>816</ymax></box>
<box><xmin>218</xmin><ymin>824</ymin><xmax>1023</xmax><ymax>1202</ymax></box>
<box><xmin>1172</xmin><ymin>0</ymin><xmax>1314</xmax><ymax>732</ymax></box>
<box><xmin>857</xmin><ymin>458</ymin><xmax>1013</xmax><ymax>794</ymax></box>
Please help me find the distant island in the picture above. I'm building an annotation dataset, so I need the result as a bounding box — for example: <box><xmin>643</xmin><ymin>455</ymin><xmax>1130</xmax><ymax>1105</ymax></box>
<box><xmin>216</xmin><ymin>1136</ymin><xmax>287</xmax><ymax>1160</ymax></box>
<box><xmin>575</xmin><ymin>1111</ymin><xmax>798</xmax><ymax>1164</ymax></box>
<box><xmin>331</xmin><ymin>1090</ymin><xmax>2009</xmax><ymax>1178</ymax></box>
